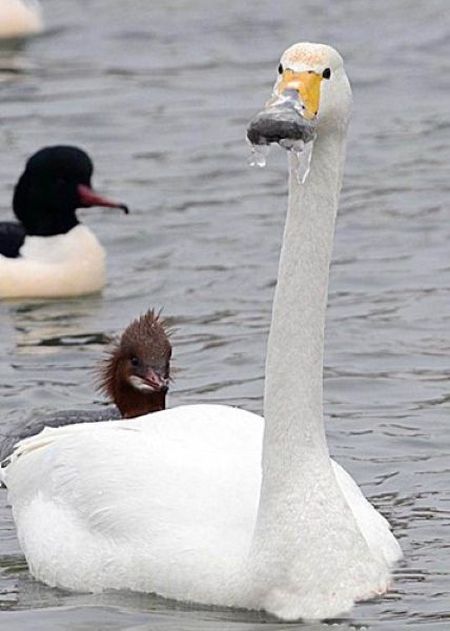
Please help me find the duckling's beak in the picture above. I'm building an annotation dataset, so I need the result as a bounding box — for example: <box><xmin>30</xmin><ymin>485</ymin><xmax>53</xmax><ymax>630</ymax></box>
<box><xmin>77</xmin><ymin>184</ymin><xmax>129</xmax><ymax>214</ymax></box>
<box><xmin>142</xmin><ymin>368</ymin><xmax>169</xmax><ymax>394</ymax></box>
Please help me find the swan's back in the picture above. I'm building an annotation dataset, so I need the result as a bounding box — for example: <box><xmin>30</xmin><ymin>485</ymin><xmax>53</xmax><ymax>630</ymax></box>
<box><xmin>4</xmin><ymin>405</ymin><xmax>263</xmax><ymax>603</ymax></box>
<box><xmin>3</xmin><ymin>402</ymin><xmax>400</xmax><ymax>614</ymax></box>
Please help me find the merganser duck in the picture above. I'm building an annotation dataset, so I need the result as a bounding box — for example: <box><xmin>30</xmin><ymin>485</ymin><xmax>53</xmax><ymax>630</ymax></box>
<box><xmin>97</xmin><ymin>309</ymin><xmax>171</xmax><ymax>418</ymax></box>
<box><xmin>0</xmin><ymin>310</ymin><xmax>171</xmax><ymax>461</ymax></box>
<box><xmin>1</xmin><ymin>44</ymin><xmax>402</xmax><ymax>621</ymax></box>
<box><xmin>0</xmin><ymin>146</ymin><xmax>128</xmax><ymax>299</ymax></box>
<box><xmin>0</xmin><ymin>0</ymin><xmax>43</xmax><ymax>39</ymax></box>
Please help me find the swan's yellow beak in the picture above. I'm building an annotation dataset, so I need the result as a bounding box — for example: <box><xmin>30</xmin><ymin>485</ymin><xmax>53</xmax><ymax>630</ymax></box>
<box><xmin>276</xmin><ymin>70</ymin><xmax>323</xmax><ymax>120</ymax></box>
<box><xmin>247</xmin><ymin>69</ymin><xmax>320</xmax><ymax>146</ymax></box>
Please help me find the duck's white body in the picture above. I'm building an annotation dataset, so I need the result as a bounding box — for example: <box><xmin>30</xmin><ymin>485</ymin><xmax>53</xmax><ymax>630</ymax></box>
<box><xmin>0</xmin><ymin>225</ymin><xmax>105</xmax><ymax>298</ymax></box>
<box><xmin>0</xmin><ymin>0</ymin><xmax>42</xmax><ymax>39</ymax></box>
<box><xmin>2</xmin><ymin>44</ymin><xmax>402</xmax><ymax>621</ymax></box>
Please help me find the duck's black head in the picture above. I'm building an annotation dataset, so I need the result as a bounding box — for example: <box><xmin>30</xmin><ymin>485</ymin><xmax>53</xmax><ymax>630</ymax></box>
<box><xmin>13</xmin><ymin>146</ymin><xmax>128</xmax><ymax>237</ymax></box>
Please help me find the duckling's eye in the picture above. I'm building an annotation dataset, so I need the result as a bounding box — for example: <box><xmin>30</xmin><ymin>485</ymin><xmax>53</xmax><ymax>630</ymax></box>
<box><xmin>278</xmin><ymin>63</ymin><xmax>283</xmax><ymax>75</ymax></box>
<box><xmin>130</xmin><ymin>357</ymin><xmax>139</xmax><ymax>367</ymax></box>
<box><xmin>322</xmin><ymin>67</ymin><xmax>331</xmax><ymax>79</ymax></box>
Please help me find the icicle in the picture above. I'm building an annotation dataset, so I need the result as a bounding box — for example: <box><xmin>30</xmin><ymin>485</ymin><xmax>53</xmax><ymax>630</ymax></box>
<box><xmin>248</xmin><ymin>143</ymin><xmax>270</xmax><ymax>168</ymax></box>
<box><xmin>291</xmin><ymin>138</ymin><xmax>315</xmax><ymax>185</ymax></box>
<box><xmin>247</xmin><ymin>135</ymin><xmax>314</xmax><ymax>184</ymax></box>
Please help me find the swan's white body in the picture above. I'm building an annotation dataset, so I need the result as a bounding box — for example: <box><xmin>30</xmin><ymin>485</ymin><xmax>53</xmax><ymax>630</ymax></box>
<box><xmin>1</xmin><ymin>43</ymin><xmax>402</xmax><ymax>620</ymax></box>
<box><xmin>0</xmin><ymin>0</ymin><xmax>42</xmax><ymax>39</ymax></box>
<box><xmin>3</xmin><ymin>405</ymin><xmax>400</xmax><ymax>617</ymax></box>
<box><xmin>0</xmin><ymin>225</ymin><xmax>105</xmax><ymax>298</ymax></box>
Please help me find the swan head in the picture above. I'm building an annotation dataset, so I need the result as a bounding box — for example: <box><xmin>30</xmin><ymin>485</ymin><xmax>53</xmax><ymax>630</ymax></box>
<box><xmin>97</xmin><ymin>310</ymin><xmax>172</xmax><ymax>418</ymax></box>
<box><xmin>13</xmin><ymin>146</ymin><xmax>129</xmax><ymax>237</ymax></box>
<box><xmin>247</xmin><ymin>42</ymin><xmax>352</xmax><ymax>147</ymax></box>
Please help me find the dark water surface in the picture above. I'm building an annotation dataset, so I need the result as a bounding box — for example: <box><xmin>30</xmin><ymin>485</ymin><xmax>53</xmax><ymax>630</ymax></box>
<box><xmin>0</xmin><ymin>0</ymin><xmax>449</xmax><ymax>629</ymax></box>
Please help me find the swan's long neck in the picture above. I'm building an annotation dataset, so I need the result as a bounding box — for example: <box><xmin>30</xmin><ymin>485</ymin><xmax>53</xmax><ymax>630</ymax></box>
<box><xmin>263</xmin><ymin>128</ymin><xmax>346</xmax><ymax>470</ymax></box>
<box><xmin>247</xmin><ymin>129</ymin><xmax>347</xmax><ymax>571</ymax></box>
<box><xmin>246</xmin><ymin>125</ymin><xmax>350</xmax><ymax>602</ymax></box>
<box><xmin>246</xmin><ymin>121</ymin><xmax>391</xmax><ymax>616</ymax></box>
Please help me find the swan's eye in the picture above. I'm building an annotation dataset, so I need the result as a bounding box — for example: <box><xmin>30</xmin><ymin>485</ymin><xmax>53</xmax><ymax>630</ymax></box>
<box><xmin>278</xmin><ymin>63</ymin><xmax>283</xmax><ymax>74</ymax></box>
<box><xmin>130</xmin><ymin>357</ymin><xmax>139</xmax><ymax>367</ymax></box>
<box><xmin>322</xmin><ymin>67</ymin><xmax>331</xmax><ymax>79</ymax></box>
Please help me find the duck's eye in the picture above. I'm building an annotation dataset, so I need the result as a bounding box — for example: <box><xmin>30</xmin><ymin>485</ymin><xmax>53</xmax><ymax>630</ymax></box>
<box><xmin>278</xmin><ymin>63</ymin><xmax>283</xmax><ymax>74</ymax></box>
<box><xmin>322</xmin><ymin>67</ymin><xmax>331</xmax><ymax>79</ymax></box>
<box><xmin>130</xmin><ymin>357</ymin><xmax>139</xmax><ymax>367</ymax></box>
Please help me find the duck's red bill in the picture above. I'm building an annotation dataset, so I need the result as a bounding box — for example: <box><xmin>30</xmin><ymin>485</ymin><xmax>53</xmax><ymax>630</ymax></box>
<box><xmin>77</xmin><ymin>184</ymin><xmax>129</xmax><ymax>214</ymax></box>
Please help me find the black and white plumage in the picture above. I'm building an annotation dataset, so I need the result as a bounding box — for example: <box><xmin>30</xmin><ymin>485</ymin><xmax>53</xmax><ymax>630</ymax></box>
<box><xmin>0</xmin><ymin>146</ymin><xmax>128</xmax><ymax>299</ymax></box>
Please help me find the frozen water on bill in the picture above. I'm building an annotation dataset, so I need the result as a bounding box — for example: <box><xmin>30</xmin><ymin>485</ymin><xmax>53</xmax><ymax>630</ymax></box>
<box><xmin>247</xmin><ymin>143</ymin><xmax>270</xmax><ymax>168</ymax></box>
<box><xmin>249</xmin><ymin>136</ymin><xmax>314</xmax><ymax>186</ymax></box>
<box><xmin>292</xmin><ymin>138</ymin><xmax>315</xmax><ymax>184</ymax></box>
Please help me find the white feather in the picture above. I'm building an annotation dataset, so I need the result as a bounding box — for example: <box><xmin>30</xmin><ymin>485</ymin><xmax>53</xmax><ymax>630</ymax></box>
<box><xmin>2</xmin><ymin>405</ymin><xmax>401</xmax><ymax>615</ymax></box>
<box><xmin>0</xmin><ymin>225</ymin><xmax>106</xmax><ymax>298</ymax></box>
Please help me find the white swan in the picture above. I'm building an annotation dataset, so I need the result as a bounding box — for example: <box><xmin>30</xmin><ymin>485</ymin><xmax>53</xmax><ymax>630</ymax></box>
<box><xmin>1</xmin><ymin>43</ymin><xmax>402</xmax><ymax>621</ymax></box>
<box><xmin>0</xmin><ymin>0</ymin><xmax>42</xmax><ymax>39</ymax></box>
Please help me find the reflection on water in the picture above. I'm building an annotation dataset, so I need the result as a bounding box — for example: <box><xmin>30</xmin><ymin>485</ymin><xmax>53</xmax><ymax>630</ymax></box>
<box><xmin>0</xmin><ymin>0</ymin><xmax>450</xmax><ymax>628</ymax></box>
<box><xmin>10</xmin><ymin>298</ymin><xmax>108</xmax><ymax>352</ymax></box>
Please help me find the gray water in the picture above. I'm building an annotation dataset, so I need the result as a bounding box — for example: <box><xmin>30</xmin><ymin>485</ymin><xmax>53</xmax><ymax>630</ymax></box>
<box><xmin>0</xmin><ymin>0</ymin><xmax>449</xmax><ymax>629</ymax></box>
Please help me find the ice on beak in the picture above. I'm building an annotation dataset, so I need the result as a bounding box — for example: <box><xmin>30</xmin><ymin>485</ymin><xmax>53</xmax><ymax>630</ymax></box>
<box><xmin>246</xmin><ymin>87</ymin><xmax>316</xmax><ymax>183</ymax></box>
<box><xmin>247</xmin><ymin>87</ymin><xmax>316</xmax><ymax>146</ymax></box>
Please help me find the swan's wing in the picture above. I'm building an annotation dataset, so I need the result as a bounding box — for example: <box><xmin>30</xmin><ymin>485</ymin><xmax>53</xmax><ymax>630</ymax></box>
<box><xmin>332</xmin><ymin>460</ymin><xmax>402</xmax><ymax>567</ymax></box>
<box><xmin>1</xmin><ymin>405</ymin><xmax>263</xmax><ymax>594</ymax></box>
<box><xmin>0</xmin><ymin>407</ymin><xmax>121</xmax><ymax>461</ymax></box>
<box><xmin>3</xmin><ymin>404</ymin><xmax>262</xmax><ymax>521</ymax></box>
